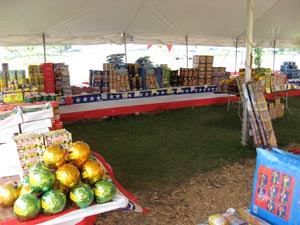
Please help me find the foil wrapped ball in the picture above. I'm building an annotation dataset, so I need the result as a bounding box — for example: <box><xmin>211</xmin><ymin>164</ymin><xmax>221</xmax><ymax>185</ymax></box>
<box><xmin>0</xmin><ymin>182</ymin><xmax>20</xmax><ymax>207</ymax></box>
<box><xmin>19</xmin><ymin>185</ymin><xmax>33</xmax><ymax>197</ymax></box>
<box><xmin>29</xmin><ymin>163</ymin><xmax>55</xmax><ymax>192</ymax></box>
<box><xmin>43</xmin><ymin>145</ymin><xmax>66</xmax><ymax>169</ymax></box>
<box><xmin>94</xmin><ymin>179</ymin><xmax>116</xmax><ymax>204</ymax></box>
<box><xmin>18</xmin><ymin>176</ymin><xmax>29</xmax><ymax>187</ymax></box>
<box><xmin>55</xmin><ymin>164</ymin><xmax>80</xmax><ymax>188</ymax></box>
<box><xmin>70</xmin><ymin>183</ymin><xmax>94</xmax><ymax>208</ymax></box>
<box><xmin>41</xmin><ymin>189</ymin><xmax>66</xmax><ymax>215</ymax></box>
<box><xmin>67</xmin><ymin>141</ymin><xmax>91</xmax><ymax>168</ymax></box>
<box><xmin>81</xmin><ymin>160</ymin><xmax>104</xmax><ymax>184</ymax></box>
<box><xmin>14</xmin><ymin>193</ymin><xmax>41</xmax><ymax>222</ymax></box>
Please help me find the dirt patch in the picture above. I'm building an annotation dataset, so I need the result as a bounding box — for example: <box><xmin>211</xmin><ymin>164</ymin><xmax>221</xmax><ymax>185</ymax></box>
<box><xmin>95</xmin><ymin>158</ymin><xmax>256</xmax><ymax>225</ymax></box>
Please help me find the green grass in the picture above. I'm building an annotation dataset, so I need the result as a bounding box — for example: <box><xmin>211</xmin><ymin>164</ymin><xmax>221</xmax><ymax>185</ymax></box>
<box><xmin>64</xmin><ymin>96</ymin><xmax>300</xmax><ymax>192</ymax></box>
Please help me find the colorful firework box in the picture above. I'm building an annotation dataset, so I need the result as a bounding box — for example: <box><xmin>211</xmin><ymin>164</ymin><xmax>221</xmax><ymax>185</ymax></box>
<box><xmin>251</xmin><ymin>148</ymin><xmax>300</xmax><ymax>225</ymax></box>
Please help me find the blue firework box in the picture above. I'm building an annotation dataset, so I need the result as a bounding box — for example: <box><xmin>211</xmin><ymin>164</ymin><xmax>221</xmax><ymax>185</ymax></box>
<box><xmin>251</xmin><ymin>148</ymin><xmax>300</xmax><ymax>225</ymax></box>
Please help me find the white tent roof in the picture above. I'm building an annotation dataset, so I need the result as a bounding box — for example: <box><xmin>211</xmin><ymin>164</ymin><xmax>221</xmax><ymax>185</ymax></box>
<box><xmin>1</xmin><ymin>0</ymin><xmax>300</xmax><ymax>48</ymax></box>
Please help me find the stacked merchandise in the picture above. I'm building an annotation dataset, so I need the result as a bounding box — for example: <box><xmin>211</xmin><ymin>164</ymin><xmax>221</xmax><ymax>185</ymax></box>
<box><xmin>160</xmin><ymin>65</ymin><xmax>171</xmax><ymax>88</ymax></box>
<box><xmin>42</xmin><ymin>63</ymin><xmax>55</xmax><ymax>94</ymax></box>
<box><xmin>192</xmin><ymin>55</ymin><xmax>214</xmax><ymax>85</ymax></box>
<box><xmin>89</xmin><ymin>70</ymin><xmax>101</xmax><ymax>93</ymax></box>
<box><xmin>280</xmin><ymin>61</ymin><xmax>299</xmax><ymax>79</ymax></box>
<box><xmin>0</xmin><ymin>108</ymin><xmax>23</xmax><ymax>143</ymax></box>
<box><xmin>13</xmin><ymin>133</ymin><xmax>46</xmax><ymax>175</ymax></box>
<box><xmin>28</xmin><ymin>65</ymin><xmax>44</xmax><ymax>92</ymax></box>
<box><xmin>42</xmin><ymin>128</ymin><xmax>72</xmax><ymax>150</ymax></box>
<box><xmin>60</xmin><ymin>65</ymin><xmax>72</xmax><ymax>96</ymax></box>
<box><xmin>50</xmin><ymin>101</ymin><xmax>63</xmax><ymax>130</ymax></box>
<box><xmin>103</xmin><ymin>54</ymin><xmax>130</xmax><ymax>93</ymax></box>
<box><xmin>268</xmin><ymin>97</ymin><xmax>285</xmax><ymax>120</ymax></box>
<box><xmin>136</xmin><ymin>56</ymin><xmax>161</xmax><ymax>89</ymax></box>
<box><xmin>271</xmin><ymin>73</ymin><xmax>287</xmax><ymax>92</ymax></box>
<box><xmin>1</xmin><ymin>63</ymin><xmax>28</xmax><ymax>103</ymax></box>
<box><xmin>179</xmin><ymin>68</ymin><xmax>198</xmax><ymax>86</ymax></box>
<box><xmin>127</xmin><ymin>63</ymin><xmax>142</xmax><ymax>91</ymax></box>
<box><xmin>241</xmin><ymin>81</ymin><xmax>277</xmax><ymax>149</ymax></box>
<box><xmin>116</xmin><ymin>68</ymin><xmax>131</xmax><ymax>92</ymax></box>
<box><xmin>212</xmin><ymin>67</ymin><xmax>226</xmax><ymax>85</ymax></box>
<box><xmin>170</xmin><ymin>70</ymin><xmax>181</xmax><ymax>87</ymax></box>
<box><xmin>53</xmin><ymin>63</ymin><xmax>71</xmax><ymax>96</ymax></box>
<box><xmin>18</xmin><ymin>102</ymin><xmax>54</xmax><ymax>134</ymax></box>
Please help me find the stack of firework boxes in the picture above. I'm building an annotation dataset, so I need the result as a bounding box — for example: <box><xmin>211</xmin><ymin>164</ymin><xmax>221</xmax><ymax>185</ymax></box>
<box><xmin>103</xmin><ymin>63</ymin><xmax>131</xmax><ymax>93</ymax></box>
<box><xmin>192</xmin><ymin>55</ymin><xmax>214</xmax><ymax>85</ymax></box>
<box><xmin>42</xmin><ymin>63</ymin><xmax>71</xmax><ymax>96</ymax></box>
<box><xmin>1</xmin><ymin>63</ymin><xmax>27</xmax><ymax>103</ymax></box>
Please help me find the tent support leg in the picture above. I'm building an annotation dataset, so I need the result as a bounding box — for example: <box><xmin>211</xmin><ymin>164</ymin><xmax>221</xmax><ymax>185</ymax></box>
<box><xmin>185</xmin><ymin>35</ymin><xmax>189</xmax><ymax>68</ymax></box>
<box><xmin>43</xmin><ymin>33</ymin><xmax>46</xmax><ymax>63</ymax></box>
<box><xmin>123</xmin><ymin>33</ymin><xmax>127</xmax><ymax>64</ymax></box>
<box><xmin>241</xmin><ymin>0</ymin><xmax>254</xmax><ymax>146</ymax></box>
<box><xmin>273</xmin><ymin>39</ymin><xmax>276</xmax><ymax>72</ymax></box>
<box><xmin>235</xmin><ymin>38</ymin><xmax>238</xmax><ymax>75</ymax></box>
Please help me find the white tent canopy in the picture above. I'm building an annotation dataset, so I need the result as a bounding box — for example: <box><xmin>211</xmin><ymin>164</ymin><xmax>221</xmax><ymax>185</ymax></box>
<box><xmin>1</xmin><ymin>0</ymin><xmax>300</xmax><ymax>48</ymax></box>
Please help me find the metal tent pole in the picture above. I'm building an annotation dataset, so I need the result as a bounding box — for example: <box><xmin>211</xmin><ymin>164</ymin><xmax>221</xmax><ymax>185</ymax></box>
<box><xmin>241</xmin><ymin>0</ymin><xmax>254</xmax><ymax>146</ymax></box>
<box><xmin>185</xmin><ymin>35</ymin><xmax>189</xmax><ymax>68</ymax></box>
<box><xmin>235</xmin><ymin>37</ymin><xmax>238</xmax><ymax>75</ymax></box>
<box><xmin>43</xmin><ymin>33</ymin><xmax>46</xmax><ymax>63</ymax></box>
<box><xmin>123</xmin><ymin>33</ymin><xmax>127</xmax><ymax>64</ymax></box>
<box><xmin>273</xmin><ymin>39</ymin><xmax>276</xmax><ymax>72</ymax></box>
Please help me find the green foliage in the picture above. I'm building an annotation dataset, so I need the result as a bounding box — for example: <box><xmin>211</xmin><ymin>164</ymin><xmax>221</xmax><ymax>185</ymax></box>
<box><xmin>253</xmin><ymin>48</ymin><xmax>264</xmax><ymax>68</ymax></box>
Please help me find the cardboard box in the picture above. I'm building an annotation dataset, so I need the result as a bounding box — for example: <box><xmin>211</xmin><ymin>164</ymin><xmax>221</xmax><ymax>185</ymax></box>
<box><xmin>268</xmin><ymin>102</ymin><xmax>275</xmax><ymax>110</ymax></box>
<box><xmin>269</xmin><ymin>108</ymin><xmax>276</xmax><ymax>120</ymax></box>
<box><xmin>20</xmin><ymin>118</ymin><xmax>52</xmax><ymax>133</ymax></box>
<box><xmin>19</xmin><ymin>102</ymin><xmax>53</xmax><ymax>122</ymax></box>
<box><xmin>275</xmin><ymin>98</ymin><xmax>281</xmax><ymax>105</ymax></box>
<box><xmin>206</xmin><ymin>56</ymin><xmax>214</xmax><ymax>64</ymax></box>
<box><xmin>199</xmin><ymin>56</ymin><xmax>207</xmax><ymax>64</ymax></box>
<box><xmin>0</xmin><ymin>108</ymin><xmax>23</xmax><ymax>129</ymax></box>
<box><xmin>198</xmin><ymin>71</ymin><xmax>206</xmax><ymax>79</ymax></box>
<box><xmin>206</xmin><ymin>63</ymin><xmax>213</xmax><ymax>71</ymax></box>
<box><xmin>198</xmin><ymin>64</ymin><xmax>206</xmax><ymax>72</ymax></box>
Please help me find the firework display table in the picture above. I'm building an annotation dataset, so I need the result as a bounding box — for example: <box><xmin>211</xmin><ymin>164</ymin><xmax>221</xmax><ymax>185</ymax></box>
<box><xmin>57</xmin><ymin>85</ymin><xmax>235</xmax><ymax>122</ymax></box>
<box><xmin>0</xmin><ymin>151</ymin><xmax>147</xmax><ymax>225</ymax></box>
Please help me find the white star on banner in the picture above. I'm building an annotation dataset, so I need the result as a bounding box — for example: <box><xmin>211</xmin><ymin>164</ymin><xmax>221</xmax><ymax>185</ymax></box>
<box><xmin>96</xmin><ymin>95</ymin><xmax>101</xmax><ymax>101</ymax></box>
<box><xmin>90</xmin><ymin>96</ymin><xmax>95</xmax><ymax>101</ymax></box>
<box><xmin>83</xmin><ymin>97</ymin><xmax>88</xmax><ymax>102</ymax></box>
<box><xmin>76</xmin><ymin>98</ymin><xmax>81</xmax><ymax>103</ymax></box>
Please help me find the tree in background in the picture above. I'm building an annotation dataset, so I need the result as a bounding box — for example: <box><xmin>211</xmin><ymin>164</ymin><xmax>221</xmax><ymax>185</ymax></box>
<box><xmin>253</xmin><ymin>48</ymin><xmax>264</xmax><ymax>69</ymax></box>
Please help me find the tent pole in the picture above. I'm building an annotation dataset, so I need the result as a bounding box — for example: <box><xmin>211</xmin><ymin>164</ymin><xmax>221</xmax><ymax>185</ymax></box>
<box><xmin>123</xmin><ymin>33</ymin><xmax>127</xmax><ymax>64</ymax></box>
<box><xmin>241</xmin><ymin>0</ymin><xmax>254</xmax><ymax>146</ymax></box>
<box><xmin>235</xmin><ymin>37</ymin><xmax>238</xmax><ymax>75</ymax></box>
<box><xmin>43</xmin><ymin>33</ymin><xmax>46</xmax><ymax>63</ymax></box>
<box><xmin>185</xmin><ymin>35</ymin><xmax>189</xmax><ymax>68</ymax></box>
<box><xmin>273</xmin><ymin>39</ymin><xmax>276</xmax><ymax>72</ymax></box>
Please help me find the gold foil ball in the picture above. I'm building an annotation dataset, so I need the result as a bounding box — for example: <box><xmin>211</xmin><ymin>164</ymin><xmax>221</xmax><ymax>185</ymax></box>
<box><xmin>43</xmin><ymin>145</ymin><xmax>66</xmax><ymax>169</ymax></box>
<box><xmin>0</xmin><ymin>182</ymin><xmax>20</xmax><ymax>207</ymax></box>
<box><xmin>55</xmin><ymin>164</ymin><xmax>80</xmax><ymax>188</ymax></box>
<box><xmin>67</xmin><ymin>141</ymin><xmax>91</xmax><ymax>168</ymax></box>
<box><xmin>81</xmin><ymin>160</ymin><xmax>104</xmax><ymax>184</ymax></box>
<box><xmin>19</xmin><ymin>185</ymin><xmax>33</xmax><ymax>197</ymax></box>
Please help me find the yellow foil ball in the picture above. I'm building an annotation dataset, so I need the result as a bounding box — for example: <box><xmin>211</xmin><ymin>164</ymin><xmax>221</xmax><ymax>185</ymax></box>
<box><xmin>67</xmin><ymin>141</ymin><xmax>91</xmax><ymax>168</ymax></box>
<box><xmin>18</xmin><ymin>185</ymin><xmax>33</xmax><ymax>197</ymax></box>
<box><xmin>43</xmin><ymin>145</ymin><xmax>66</xmax><ymax>169</ymax></box>
<box><xmin>81</xmin><ymin>160</ymin><xmax>105</xmax><ymax>184</ymax></box>
<box><xmin>0</xmin><ymin>182</ymin><xmax>20</xmax><ymax>207</ymax></box>
<box><xmin>55</xmin><ymin>164</ymin><xmax>80</xmax><ymax>188</ymax></box>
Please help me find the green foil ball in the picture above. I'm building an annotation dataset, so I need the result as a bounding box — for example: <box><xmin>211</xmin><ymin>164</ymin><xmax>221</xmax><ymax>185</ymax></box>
<box><xmin>29</xmin><ymin>163</ymin><xmax>55</xmax><ymax>192</ymax></box>
<box><xmin>18</xmin><ymin>176</ymin><xmax>29</xmax><ymax>187</ymax></box>
<box><xmin>94</xmin><ymin>179</ymin><xmax>116</xmax><ymax>204</ymax></box>
<box><xmin>70</xmin><ymin>183</ymin><xmax>94</xmax><ymax>208</ymax></box>
<box><xmin>14</xmin><ymin>193</ymin><xmax>41</xmax><ymax>222</ymax></box>
<box><xmin>41</xmin><ymin>189</ymin><xmax>66</xmax><ymax>215</ymax></box>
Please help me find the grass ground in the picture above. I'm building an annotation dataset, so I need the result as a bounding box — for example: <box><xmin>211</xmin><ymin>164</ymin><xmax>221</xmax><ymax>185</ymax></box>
<box><xmin>64</xmin><ymin>96</ymin><xmax>300</xmax><ymax>192</ymax></box>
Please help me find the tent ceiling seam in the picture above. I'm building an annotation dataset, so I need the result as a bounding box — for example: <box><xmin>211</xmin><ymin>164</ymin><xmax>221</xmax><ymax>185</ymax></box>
<box><xmin>237</xmin><ymin>0</ymin><xmax>281</xmax><ymax>39</ymax></box>
<box><xmin>123</xmin><ymin>0</ymin><xmax>147</xmax><ymax>34</ymax></box>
